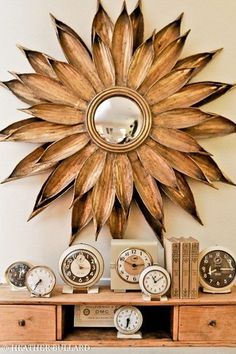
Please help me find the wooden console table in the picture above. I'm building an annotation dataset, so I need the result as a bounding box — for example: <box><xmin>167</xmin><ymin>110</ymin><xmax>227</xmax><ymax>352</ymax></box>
<box><xmin>0</xmin><ymin>284</ymin><xmax>236</xmax><ymax>347</ymax></box>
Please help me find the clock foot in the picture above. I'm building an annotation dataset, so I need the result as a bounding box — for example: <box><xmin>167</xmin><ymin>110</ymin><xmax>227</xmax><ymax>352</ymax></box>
<box><xmin>113</xmin><ymin>289</ymin><xmax>126</xmax><ymax>293</ymax></box>
<box><xmin>62</xmin><ymin>285</ymin><xmax>74</xmax><ymax>294</ymax></box>
<box><xmin>202</xmin><ymin>287</ymin><xmax>231</xmax><ymax>294</ymax></box>
<box><xmin>142</xmin><ymin>293</ymin><xmax>168</xmax><ymax>301</ymax></box>
<box><xmin>87</xmin><ymin>286</ymin><xmax>99</xmax><ymax>294</ymax></box>
<box><xmin>117</xmin><ymin>331</ymin><xmax>142</xmax><ymax>339</ymax></box>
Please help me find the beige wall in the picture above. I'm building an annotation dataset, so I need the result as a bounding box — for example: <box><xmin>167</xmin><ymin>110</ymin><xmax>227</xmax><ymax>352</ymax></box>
<box><xmin>0</xmin><ymin>0</ymin><xmax>236</xmax><ymax>352</ymax></box>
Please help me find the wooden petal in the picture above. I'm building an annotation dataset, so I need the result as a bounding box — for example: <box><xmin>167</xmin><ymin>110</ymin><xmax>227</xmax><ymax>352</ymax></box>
<box><xmin>70</xmin><ymin>192</ymin><xmax>93</xmax><ymax>245</ymax></box>
<box><xmin>0</xmin><ymin>79</ymin><xmax>42</xmax><ymax>105</ymax></box>
<box><xmin>161</xmin><ymin>172</ymin><xmax>203</xmax><ymax>225</ymax></box>
<box><xmin>134</xmin><ymin>190</ymin><xmax>163</xmax><ymax>245</ymax></box>
<box><xmin>38</xmin><ymin>143</ymin><xmax>98</xmax><ymax>203</ymax></box>
<box><xmin>145</xmin><ymin>68</ymin><xmax>194</xmax><ymax>105</ymax></box>
<box><xmin>112</xmin><ymin>3</ymin><xmax>133</xmax><ymax>86</ymax></box>
<box><xmin>53</xmin><ymin>18</ymin><xmax>104</xmax><ymax>93</ymax></box>
<box><xmin>39</xmin><ymin>133</ymin><xmax>90</xmax><ymax>163</ymax></box>
<box><xmin>73</xmin><ymin>149</ymin><xmax>107</xmax><ymax>202</ymax></box>
<box><xmin>137</xmin><ymin>144</ymin><xmax>178</xmax><ymax>188</ymax></box>
<box><xmin>127</xmin><ymin>34</ymin><xmax>154</xmax><ymax>90</ymax></box>
<box><xmin>153</xmin><ymin>108</ymin><xmax>214</xmax><ymax>129</ymax></box>
<box><xmin>152</xmin><ymin>82</ymin><xmax>232</xmax><ymax>115</ymax></box>
<box><xmin>114</xmin><ymin>154</ymin><xmax>133</xmax><ymax>211</ymax></box>
<box><xmin>129</xmin><ymin>151</ymin><xmax>163</xmax><ymax>220</ymax></box>
<box><xmin>92</xmin><ymin>1</ymin><xmax>114</xmax><ymax>47</ymax></box>
<box><xmin>5</xmin><ymin>121</ymin><xmax>85</xmax><ymax>143</ymax></box>
<box><xmin>150</xmin><ymin>127</ymin><xmax>208</xmax><ymax>154</ymax></box>
<box><xmin>0</xmin><ymin>118</ymin><xmax>40</xmax><ymax>138</ymax></box>
<box><xmin>2</xmin><ymin>145</ymin><xmax>56</xmax><ymax>183</ymax></box>
<box><xmin>174</xmin><ymin>49</ymin><xmax>222</xmax><ymax>78</ymax></box>
<box><xmin>154</xmin><ymin>13</ymin><xmax>183</xmax><ymax>56</ymax></box>
<box><xmin>183</xmin><ymin>116</ymin><xmax>236</xmax><ymax>138</ymax></box>
<box><xmin>17</xmin><ymin>45</ymin><xmax>57</xmax><ymax>79</ymax></box>
<box><xmin>48</xmin><ymin>59</ymin><xmax>95</xmax><ymax>102</ymax></box>
<box><xmin>139</xmin><ymin>31</ymin><xmax>189</xmax><ymax>95</ymax></box>
<box><xmin>146</xmin><ymin>138</ymin><xmax>210</xmax><ymax>183</ymax></box>
<box><xmin>108</xmin><ymin>199</ymin><xmax>128</xmax><ymax>239</ymax></box>
<box><xmin>18</xmin><ymin>73</ymin><xmax>84</xmax><ymax>107</ymax></box>
<box><xmin>191</xmin><ymin>154</ymin><xmax>235</xmax><ymax>185</ymax></box>
<box><xmin>92</xmin><ymin>154</ymin><xmax>116</xmax><ymax>239</ymax></box>
<box><xmin>23</xmin><ymin>103</ymin><xmax>85</xmax><ymax>125</ymax></box>
<box><xmin>130</xmin><ymin>0</ymin><xmax>144</xmax><ymax>52</ymax></box>
<box><xmin>93</xmin><ymin>33</ymin><xmax>115</xmax><ymax>87</ymax></box>
<box><xmin>28</xmin><ymin>180</ymin><xmax>73</xmax><ymax>221</ymax></box>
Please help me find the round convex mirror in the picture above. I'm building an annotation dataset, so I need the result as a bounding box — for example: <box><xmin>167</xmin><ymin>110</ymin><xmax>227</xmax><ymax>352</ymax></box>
<box><xmin>94</xmin><ymin>96</ymin><xmax>144</xmax><ymax>145</ymax></box>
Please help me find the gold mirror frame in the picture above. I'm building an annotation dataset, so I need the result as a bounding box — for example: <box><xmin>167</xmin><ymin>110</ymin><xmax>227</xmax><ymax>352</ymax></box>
<box><xmin>0</xmin><ymin>1</ymin><xmax>235</xmax><ymax>246</ymax></box>
<box><xmin>86</xmin><ymin>87</ymin><xmax>152</xmax><ymax>153</ymax></box>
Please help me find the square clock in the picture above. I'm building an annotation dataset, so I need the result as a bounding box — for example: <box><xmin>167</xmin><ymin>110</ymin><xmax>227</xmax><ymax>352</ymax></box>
<box><xmin>110</xmin><ymin>239</ymin><xmax>158</xmax><ymax>292</ymax></box>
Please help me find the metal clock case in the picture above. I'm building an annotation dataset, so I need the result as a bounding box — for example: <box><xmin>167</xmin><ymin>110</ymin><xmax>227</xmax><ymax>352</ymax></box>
<box><xmin>199</xmin><ymin>246</ymin><xmax>236</xmax><ymax>294</ymax></box>
<box><xmin>139</xmin><ymin>265</ymin><xmax>171</xmax><ymax>300</ymax></box>
<box><xmin>25</xmin><ymin>266</ymin><xmax>56</xmax><ymax>297</ymax></box>
<box><xmin>59</xmin><ymin>243</ymin><xmax>104</xmax><ymax>293</ymax></box>
<box><xmin>5</xmin><ymin>261</ymin><xmax>33</xmax><ymax>290</ymax></box>
<box><xmin>110</xmin><ymin>239</ymin><xmax>158</xmax><ymax>292</ymax></box>
<box><xmin>114</xmin><ymin>305</ymin><xmax>143</xmax><ymax>338</ymax></box>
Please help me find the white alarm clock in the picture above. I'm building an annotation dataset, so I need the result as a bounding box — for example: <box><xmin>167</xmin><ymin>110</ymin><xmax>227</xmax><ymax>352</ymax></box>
<box><xmin>25</xmin><ymin>266</ymin><xmax>56</xmax><ymax>297</ymax></box>
<box><xmin>110</xmin><ymin>239</ymin><xmax>158</xmax><ymax>292</ymax></box>
<box><xmin>114</xmin><ymin>306</ymin><xmax>143</xmax><ymax>338</ymax></box>
<box><xmin>139</xmin><ymin>265</ymin><xmax>171</xmax><ymax>300</ymax></box>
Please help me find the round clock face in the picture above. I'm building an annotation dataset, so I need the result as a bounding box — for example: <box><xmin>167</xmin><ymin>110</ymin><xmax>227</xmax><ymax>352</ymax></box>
<box><xmin>114</xmin><ymin>306</ymin><xmax>143</xmax><ymax>335</ymax></box>
<box><xmin>199</xmin><ymin>247</ymin><xmax>236</xmax><ymax>291</ymax></box>
<box><xmin>26</xmin><ymin>266</ymin><xmax>56</xmax><ymax>296</ymax></box>
<box><xmin>5</xmin><ymin>261</ymin><xmax>32</xmax><ymax>289</ymax></box>
<box><xmin>59</xmin><ymin>244</ymin><xmax>104</xmax><ymax>288</ymax></box>
<box><xmin>117</xmin><ymin>248</ymin><xmax>153</xmax><ymax>283</ymax></box>
<box><xmin>139</xmin><ymin>265</ymin><xmax>171</xmax><ymax>297</ymax></box>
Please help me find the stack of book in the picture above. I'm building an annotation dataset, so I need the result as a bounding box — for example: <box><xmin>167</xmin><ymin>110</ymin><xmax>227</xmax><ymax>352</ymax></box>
<box><xmin>164</xmin><ymin>237</ymin><xmax>199</xmax><ymax>299</ymax></box>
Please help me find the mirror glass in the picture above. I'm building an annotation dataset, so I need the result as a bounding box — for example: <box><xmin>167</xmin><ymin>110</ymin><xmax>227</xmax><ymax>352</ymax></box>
<box><xmin>94</xmin><ymin>96</ymin><xmax>144</xmax><ymax>145</ymax></box>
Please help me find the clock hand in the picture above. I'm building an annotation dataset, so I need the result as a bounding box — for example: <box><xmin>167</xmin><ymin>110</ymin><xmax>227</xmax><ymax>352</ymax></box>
<box><xmin>33</xmin><ymin>278</ymin><xmax>42</xmax><ymax>291</ymax></box>
<box><xmin>208</xmin><ymin>267</ymin><xmax>217</xmax><ymax>276</ymax></box>
<box><xmin>126</xmin><ymin>317</ymin><xmax>130</xmax><ymax>328</ymax></box>
<box><xmin>124</xmin><ymin>260</ymin><xmax>144</xmax><ymax>267</ymax></box>
<box><xmin>155</xmin><ymin>276</ymin><xmax>164</xmax><ymax>283</ymax></box>
<box><xmin>220</xmin><ymin>267</ymin><xmax>234</xmax><ymax>271</ymax></box>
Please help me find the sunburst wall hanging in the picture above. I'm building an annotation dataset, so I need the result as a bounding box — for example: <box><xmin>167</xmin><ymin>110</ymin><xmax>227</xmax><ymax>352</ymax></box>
<box><xmin>0</xmin><ymin>1</ymin><xmax>235</xmax><ymax>246</ymax></box>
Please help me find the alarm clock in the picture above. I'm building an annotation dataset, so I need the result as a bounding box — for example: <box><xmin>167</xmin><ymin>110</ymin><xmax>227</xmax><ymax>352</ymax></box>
<box><xmin>114</xmin><ymin>306</ymin><xmax>143</xmax><ymax>338</ymax></box>
<box><xmin>5</xmin><ymin>261</ymin><xmax>32</xmax><ymax>290</ymax></box>
<box><xmin>25</xmin><ymin>266</ymin><xmax>56</xmax><ymax>297</ymax></box>
<box><xmin>110</xmin><ymin>239</ymin><xmax>158</xmax><ymax>292</ymax></box>
<box><xmin>199</xmin><ymin>246</ymin><xmax>236</xmax><ymax>294</ymax></box>
<box><xmin>59</xmin><ymin>243</ymin><xmax>104</xmax><ymax>293</ymax></box>
<box><xmin>139</xmin><ymin>265</ymin><xmax>171</xmax><ymax>300</ymax></box>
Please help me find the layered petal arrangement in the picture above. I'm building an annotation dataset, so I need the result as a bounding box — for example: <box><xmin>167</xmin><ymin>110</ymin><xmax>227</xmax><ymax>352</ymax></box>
<box><xmin>1</xmin><ymin>1</ymin><xmax>235</xmax><ymax>245</ymax></box>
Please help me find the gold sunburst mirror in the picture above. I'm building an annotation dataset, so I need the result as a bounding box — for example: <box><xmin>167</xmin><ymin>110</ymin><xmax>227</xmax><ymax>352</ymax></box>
<box><xmin>0</xmin><ymin>1</ymin><xmax>235</xmax><ymax>245</ymax></box>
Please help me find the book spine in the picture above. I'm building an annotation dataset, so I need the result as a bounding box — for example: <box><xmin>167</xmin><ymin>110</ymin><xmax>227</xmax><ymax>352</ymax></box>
<box><xmin>181</xmin><ymin>241</ymin><xmax>190</xmax><ymax>299</ymax></box>
<box><xmin>171</xmin><ymin>242</ymin><xmax>180</xmax><ymax>298</ymax></box>
<box><xmin>190</xmin><ymin>241</ymin><xmax>199</xmax><ymax>298</ymax></box>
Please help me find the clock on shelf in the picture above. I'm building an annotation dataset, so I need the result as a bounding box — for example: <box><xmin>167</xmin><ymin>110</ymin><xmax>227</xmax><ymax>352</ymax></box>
<box><xmin>5</xmin><ymin>261</ymin><xmax>33</xmax><ymax>290</ymax></box>
<box><xmin>110</xmin><ymin>239</ymin><xmax>158</xmax><ymax>292</ymax></box>
<box><xmin>199</xmin><ymin>246</ymin><xmax>236</xmax><ymax>294</ymax></box>
<box><xmin>25</xmin><ymin>266</ymin><xmax>56</xmax><ymax>297</ymax></box>
<box><xmin>114</xmin><ymin>305</ymin><xmax>143</xmax><ymax>339</ymax></box>
<box><xmin>59</xmin><ymin>243</ymin><xmax>104</xmax><ymax>294</ymax></box>
<box><xmin>139</xmin><ymin>265</ymin><xmax>171</xmax><ymax>301</ymax></box>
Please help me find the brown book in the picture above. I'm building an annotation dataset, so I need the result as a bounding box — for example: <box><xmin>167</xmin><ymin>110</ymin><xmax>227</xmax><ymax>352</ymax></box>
<box><xmin>180</xmin><ymin>238</ymin><xmax>190</xmax><ymax>299</ymax></box>
<box><xmin>188</xmin><ymin>237</ymin><xmax>199</xmax><ymax>298</ymax></box>
<box><xmin>164</xmin><ymin>237</ymin><xmax>180</xmax><ymax>298</ymax></box>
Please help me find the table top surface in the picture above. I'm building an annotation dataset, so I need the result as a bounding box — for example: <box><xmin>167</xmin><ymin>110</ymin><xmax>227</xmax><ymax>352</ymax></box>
<box><xmin>0</xmin><ymin>284</ymin><xmax>236</xmax><ymax>306</ymax></box>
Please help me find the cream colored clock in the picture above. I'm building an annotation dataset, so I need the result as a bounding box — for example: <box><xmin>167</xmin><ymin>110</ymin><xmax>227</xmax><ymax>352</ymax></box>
<box><xmin>110</xmin><ymin>239</ymin><xmax>158</xmax><ymax>292</ymax></box>
<box><xmin>59</xmin><ymin>243</ymin><xmax>104</xmax><ymax>294</ymax></box>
